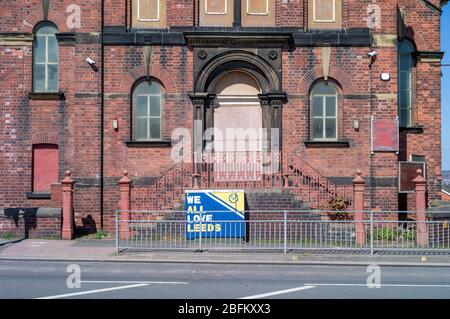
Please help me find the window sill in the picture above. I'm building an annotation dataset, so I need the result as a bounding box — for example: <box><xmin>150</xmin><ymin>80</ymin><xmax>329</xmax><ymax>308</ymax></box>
<box><xmin>399</xmin><ymin>126</ymin><xmax>424</xmax><ymax>134</ymax></box>
<box><xmin>26</xmin><ymin>192</ymin><xmax>51</xmax><ymax>200</ymax></box>
<box><xmin>305</xmin><ymin>140</ymin><xmax>350</xmax><ymax>148</ymax></box>
<box><xmin>28</xmin><ymin>92</ymin><xmax>66</xmax><ymax>101</ymax></box>
<box><xmin>126</xmin><ymin>140</ymin><xmax>172</xmax><ymax>148</ymax></box>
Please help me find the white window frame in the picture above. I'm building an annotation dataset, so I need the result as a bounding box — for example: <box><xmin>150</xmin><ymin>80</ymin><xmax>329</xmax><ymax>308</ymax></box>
<box><xmin>313</xmin><ymin>0</ymin><xmax>336</xmax><ymax>23</ymax></box>
<box><xmin>205</xmin><ymin>0</ymin><xmax>227</xmax><ymax>15</ymax></box>
<box><xmin>247</xmin><ymin>0</ymin><xmax>269</xmax><ymax>16</ymax></box>
<box><xmin>311</xmin><ymin>91</ymin><xmax>338</xmax><ymax>141</ymax></box>
<box><xmin>137</xmin><ymin>0</ymin><xmax>160</xmax><ymax>22</ymax></box>
<box><xmin>34</xmin><ymin>28</ymin><xmax>58</xmax><ymax>92</ymax></box>
<box><xmin>135</xmin><ymin>93</ymin><xmax>162</xmax><ymax>141</ymax></box>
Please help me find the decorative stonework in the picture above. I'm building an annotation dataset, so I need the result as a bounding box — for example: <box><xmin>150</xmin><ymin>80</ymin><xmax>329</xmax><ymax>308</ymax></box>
<box><xmin>120</xmin><ymin>64</ymin><xmax>177</xmax><ymax>93</ymax></box>
<box><xmin>298</xmin><ymin>66</ymin><xmax>355</xmax><ymax>94</ymax></box>
<box><xmin>268</xmin><ymin>50</ymin><xmax>278</xmax><ymax>60</ymax></box>
<box><xmin>197</xmin><ymin>49</ymin><xmax>208</xmax><ymax>60</ymax></box>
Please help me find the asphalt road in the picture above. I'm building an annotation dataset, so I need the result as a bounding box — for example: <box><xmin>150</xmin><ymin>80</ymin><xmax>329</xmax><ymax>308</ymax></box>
<box><xmin>1</xmin><ymin>260</ymin><xmax>450</xmax><ymax>299</ymax></box>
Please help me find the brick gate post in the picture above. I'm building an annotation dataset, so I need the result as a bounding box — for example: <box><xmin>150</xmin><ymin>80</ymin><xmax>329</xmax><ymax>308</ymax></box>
<box><xmin>353</xmin><ymin>169</ymin><xmax>366</xmax><ymax>246</ymax></box>
<box><xmin>413</xmin><ymin>169</ymin><xmax>428</xmax><ymax>248</ymax></box>
<box><xmin>61</xmin><ymin>170</ymin><xmax>75</xmax><ymax>240</ymax></box>
<box><xmin>119</xmin><ymin>170</ymin><xmax>132</xmax><ymax>240</ymax></box>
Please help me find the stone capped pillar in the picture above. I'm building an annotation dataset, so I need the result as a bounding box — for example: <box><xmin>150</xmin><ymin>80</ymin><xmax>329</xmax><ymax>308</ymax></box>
<box><xmin>352</xmin><ymin>169</ymin><xmax>366</xmax><ymax>246</ymax></box>
<box><xmin>119</xmin><ymin>170</ymin><xmax>132</xmax><ymax>240</ymax></box>
<box><xmin>413</xmin><ymin>169</ymin><xmax>428</xmax><ymax>248</ymax></box>
<box><xmin>61</xmin><ymin>170</ymin><xmax>75</xmax><ymax>240</ymax></box>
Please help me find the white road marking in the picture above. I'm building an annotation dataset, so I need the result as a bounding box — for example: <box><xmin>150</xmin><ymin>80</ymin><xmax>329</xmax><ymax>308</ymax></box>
<box><xmin>36</xmin><ymin>284</ymin><xmax>149</xmax><ymax>299</ymax></box>
<box><xmin>240</xmin><ymin>285</ymin><xmax>316</xmax><ymax>299</ymax></box>
<box><xmin>305</xmin><ymin>283</ymin><xmax>450</xmax><ymax>288</ymax></box>
<box><xmin>80</xmin><ymin>280</ymin><xmax>188</xmax><ymax>285</ymax></box>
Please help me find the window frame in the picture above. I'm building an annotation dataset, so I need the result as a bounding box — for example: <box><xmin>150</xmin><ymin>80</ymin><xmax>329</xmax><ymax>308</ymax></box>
<box><xmin>246</xmin><ymin>0</ymin><xmax>269</xmax><ymax>16</ymax></box>
<box><xmin>397</xmin><ymin>40</ymin><xmax>416</xmax><ymax>128</ymax></box>
<box><xmin>33</xmin><ymin>21</ymin><xmax>59</xmax><ymax>93</ymax></box>
<box><xmin>132</xmin><ymin>80</ymin><xmax>165</xmax><ymax>142</ymax></box>
<box><xmin>310</xmin><ymin>81</ymin><xmax>339</xmax><ymax>142</ymax></box>
<box><xmin>313</xmin><ymin>0</ymin><xmax>336</xmax><ymax>23</ymax></box>
<box><xmin>137</xmin><ymin>0</ymin><xmax>160</xmax><ymax>22</ymax></box>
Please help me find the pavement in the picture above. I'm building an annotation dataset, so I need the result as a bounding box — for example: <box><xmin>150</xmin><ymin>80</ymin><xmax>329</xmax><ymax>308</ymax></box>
<box><xmin>1</xmin><ymin>239</ymin><xmax>450</xmax><ymax>266</ymax></box>
<box><xmin>1</xmin><ymin>260</ymin><xmax>450</xmax><ymax>299</ymax></box>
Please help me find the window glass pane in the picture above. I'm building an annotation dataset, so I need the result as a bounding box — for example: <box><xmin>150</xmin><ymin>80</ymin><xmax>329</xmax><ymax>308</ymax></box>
<box><xmin>326</xmin><ymin>97</ymin><xmax>336</xmax><ymax>116</ymax></box>
<box><xmin>136</xmin><ymin>118</ymin><xmax>148</xmax><ymax>140</ymax></box>
<box><xmin>400</xmin><ymin>108</ymin><xmax>411</xmax><ymax>127</ymax></box>
<box><xmin>399</xmin><ymin>55</ymin><xmax>412</xmax><ymax>70</ymax></box>
<box><xmin>33</xmin><ymin>64</ymin><xmax>46</xmax><ymax>91</ymax></box>
<box><xmin>313</xmin><ymin>82</ymin><xmax>336</xmax><ymax>95</ymax></box>
<box><xmin>411</xmin><ymin>155</ymin><xmax>426</xmax><ymax>162</ymax></box>
<box><xmin>325</xmin><ymin>118</ymin><xmax>337</xmax><ymax>139</ymax></box>
<box><xmin>312</xmin><ymin>97</ymin><xmax>323</xmax><ymax>117</ymax></box>
<box><xmin>136</xmin><ymin>96</ymin><xmax>148</xmax><ymax>117</ymax></box>
<box><xmin>150</xmin><ymin>118</ymin><xmax>161</xmax><ymax>139</ymax></box>
<box><xmin>37</xmin><ymin>24</ymin><xmax>57</xmax><ymax>35</ymax></box>
<box><xmin>150</xmin><ymin>96</ymin><xmax>161</xmax><ymax>116</ymax></box>
<box><xmin>399</xmin><ymin>90</ymin><xmax>410</xmax><ymax>110</ymax></box>
<box><xmin>47</xmin><ymin>64</ymin><xmax>58</xmax><ymax>91</ymax></box>
<box><xmin>34</xmin><ymin>36</ymin><xmax>46</xmax><ymax>63</ymax></box>
<box><xmin>312</xmin><ymin>118</ymin><xmax>323</xmax><ymax>139</ymax></box>
<box><xmin>134</xmin><ymin>81</ymin><xmax>162</xmax><ymax>95</ymax></box>
<box><xmin>399</xmin><ymin>72</ymin><xmax>411</xmax><ymax>90</ymax></box>
<box><xmin>47</xmin><ymin>36</ymin><xmax>58</xmax><ymax>63</ymax></box>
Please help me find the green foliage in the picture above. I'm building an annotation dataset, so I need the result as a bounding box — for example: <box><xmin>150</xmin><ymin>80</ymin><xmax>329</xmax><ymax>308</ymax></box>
<box><xmin>1</xmin><ymin>232</ymin><xmax>15</xmax><ymax>240</ymax></box>
<box><xmin>95</xmin><ymin>230</ymin><xmax>107</xmax><ymax>240</ymax></box>
<box><xmin>374</xmin><ymin>227</ymin><xmax>416</xmax><ymax>241</ymax></box>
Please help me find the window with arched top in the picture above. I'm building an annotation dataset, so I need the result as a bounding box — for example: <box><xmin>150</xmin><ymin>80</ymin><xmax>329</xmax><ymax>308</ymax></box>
<box><xmin>33</xmin><ymin>22</ymin><xmax>59</xmax><ymax>92</ymax></box>
<box><xmin>132</xmin><ymin>80</ymin><xmax>164</xmax><ymax>141</ymax></box>
<box><xmin>310</xmin><ymin>81</ymin><xmax>339</xmax><ymax>141</ymax></box>
<box><xmin>398</xmin><ymin>40</ymin><xmax>415</xmax><ymax>127</ymax></box>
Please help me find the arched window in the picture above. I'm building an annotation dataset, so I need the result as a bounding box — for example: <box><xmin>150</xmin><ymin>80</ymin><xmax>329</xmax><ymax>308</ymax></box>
<box><xmin>33</xmin><ymin>22</ymin><xmax>59</xmax><ymax>92</ymax></box>
<box><xmin>132</xmin><ymin>80</ymin><xmax>164</xmax><ymax>141</ymax></box>
<box><xmin>311</xmin><ymin>81</ymin><xmax>339</xmax><ymax>141</ymax></box>
<box><xmin>398</xmin><ymin>40</ymin><xmax>415</xmax><ymax>127</ymax></box>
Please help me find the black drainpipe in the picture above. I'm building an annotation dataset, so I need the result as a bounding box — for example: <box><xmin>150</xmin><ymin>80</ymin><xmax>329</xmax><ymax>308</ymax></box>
<box><xmin>100</xmin><ymin>0</ymin><xmax>105</xmax><ymax>230</ymax></box>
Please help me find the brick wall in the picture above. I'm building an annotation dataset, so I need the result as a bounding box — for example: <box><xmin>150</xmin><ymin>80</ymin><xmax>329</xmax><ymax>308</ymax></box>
<box><xmin>0</xmin><ymin>0</ymin><xmax>445</xmax><ymax>234</ymax></box>
<box><xmin>0</xmin><ymin>208</ymin><xmax>62</xmax><ymax>239</ymax></box>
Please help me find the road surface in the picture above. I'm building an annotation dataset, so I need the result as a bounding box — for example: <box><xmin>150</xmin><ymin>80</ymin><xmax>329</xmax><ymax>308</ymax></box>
<box><xmin>1</xmin><ymin>260</ymin><xmax>450</xmax><ymax>299</ymax></box>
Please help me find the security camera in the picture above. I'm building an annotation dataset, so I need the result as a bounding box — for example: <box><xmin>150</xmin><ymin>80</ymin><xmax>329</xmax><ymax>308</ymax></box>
<box><xmin>368</xmin><ymin>51</ymin><xmax>378</xmax><ymax>58</ymax></box>
<box><xmin>85</xmin><ymin>57</ymin><xmax>98</xmax><ymax>72</ymax></box>
<box><xmin>86</xmin><ymin>57</ymin><xmax>96</xmax><ymax>65</ymax></box>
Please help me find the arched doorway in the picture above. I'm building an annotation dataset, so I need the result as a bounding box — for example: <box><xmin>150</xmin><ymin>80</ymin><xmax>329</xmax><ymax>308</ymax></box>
<box><xmin>212</xmin><ymin>71</ymin><xmax>263</xmax><ymax>153</ymax></box>
<box><xmin>190</xmin><ymin>51</ymin><xmax>287</xmax><ymax>184</ymax></box>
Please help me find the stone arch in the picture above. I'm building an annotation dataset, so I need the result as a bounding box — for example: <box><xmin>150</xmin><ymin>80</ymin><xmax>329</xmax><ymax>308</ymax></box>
<box><xmin>31</xmin><ymin>132</ymin><xmax>59</xmax><ymax>145</ymax></box>
<box><xmin>298</xmin><ymin>66</ymin><xmax>354</xmax><ymax>94</ymax></box>
<box><xmin>23</xmin><ymin>9</ymin><xmax>68</xmax><ymax>33</ymax></box>
<box><xmin>403</xmin><ymin>27</ymin><xmax>425</xmax><ymax>52</ymax></box>
<box><xmin>195</xmin><ymin>50</ymin><xmax>280</xmax><ymax>94</ymax></box>
<box><xmin>120</xmin><ymin>64</ymin><xmax>177</xmax><ymax>94</ymax></box>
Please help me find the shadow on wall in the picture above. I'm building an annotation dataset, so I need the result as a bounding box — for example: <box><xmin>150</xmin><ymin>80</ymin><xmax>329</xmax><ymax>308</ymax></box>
<box><xmin>74</xmin><ymin>215</ymin><xmax>97</xmax><ymax>237</ymax></box>
<box><xmin>3</xmin><ymin>208</ymin><xmax>38</xmax><ymax>239</ymax></box>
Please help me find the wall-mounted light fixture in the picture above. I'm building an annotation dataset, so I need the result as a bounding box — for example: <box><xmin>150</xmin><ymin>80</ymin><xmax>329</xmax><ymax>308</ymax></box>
<box><xmin>353</xmin><ymin>120</ymin><xmax>360</xmax><ymax>131</ymax></box>
<box><xmin>381</xmin><ymin>73</ymin><xmax>390</xmax><ymax>81</ymax></box>
<box><xmin>113</xmin><ymin>119</ymin><xmax>118</xmax><ymax>131</ymax></box>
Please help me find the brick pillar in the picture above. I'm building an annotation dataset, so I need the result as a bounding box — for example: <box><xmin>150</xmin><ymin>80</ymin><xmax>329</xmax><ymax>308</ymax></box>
<box><xmin>353</xmin><ymin>169</ymin><xmax>365</xmax><ymax>246</ymax></box>
<box><xmin>119</xmin><ymin>170</ymin><xmax>132</xmax><ymax>240</ymax></box>
<box><xmin>413</xmin><ymin>169</ymin><xmax>428</xmax><ymax>248</ymax></box>
<box><xmin>61</xmin><ymin>170</ymin><xmax>75</xmax><ymax>240</ymax></box>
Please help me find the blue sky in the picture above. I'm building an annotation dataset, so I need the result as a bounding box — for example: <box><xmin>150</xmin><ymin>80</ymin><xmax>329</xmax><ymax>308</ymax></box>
<box><xmin>442</xmin><ymin>8</ymin><xmax>450</xmax><ymax>171</ymax></box>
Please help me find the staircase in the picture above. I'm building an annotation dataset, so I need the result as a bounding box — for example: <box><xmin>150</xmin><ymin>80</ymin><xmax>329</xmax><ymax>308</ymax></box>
<box><xmin>132</xmin><ymin>151</ymin><xmax>353</xmax><ymax>211</ymax></box>
<box><xmin>288</xmin><ymin>151</ymin><xmax>353</xmax><ymax>210</ymax></box>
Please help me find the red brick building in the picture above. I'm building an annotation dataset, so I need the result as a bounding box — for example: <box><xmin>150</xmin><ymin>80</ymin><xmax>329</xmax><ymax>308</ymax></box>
<box><xmin>0</xmin><ymin>0</ymin><xmax>446</xmax><ymax>235</ymax></box>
